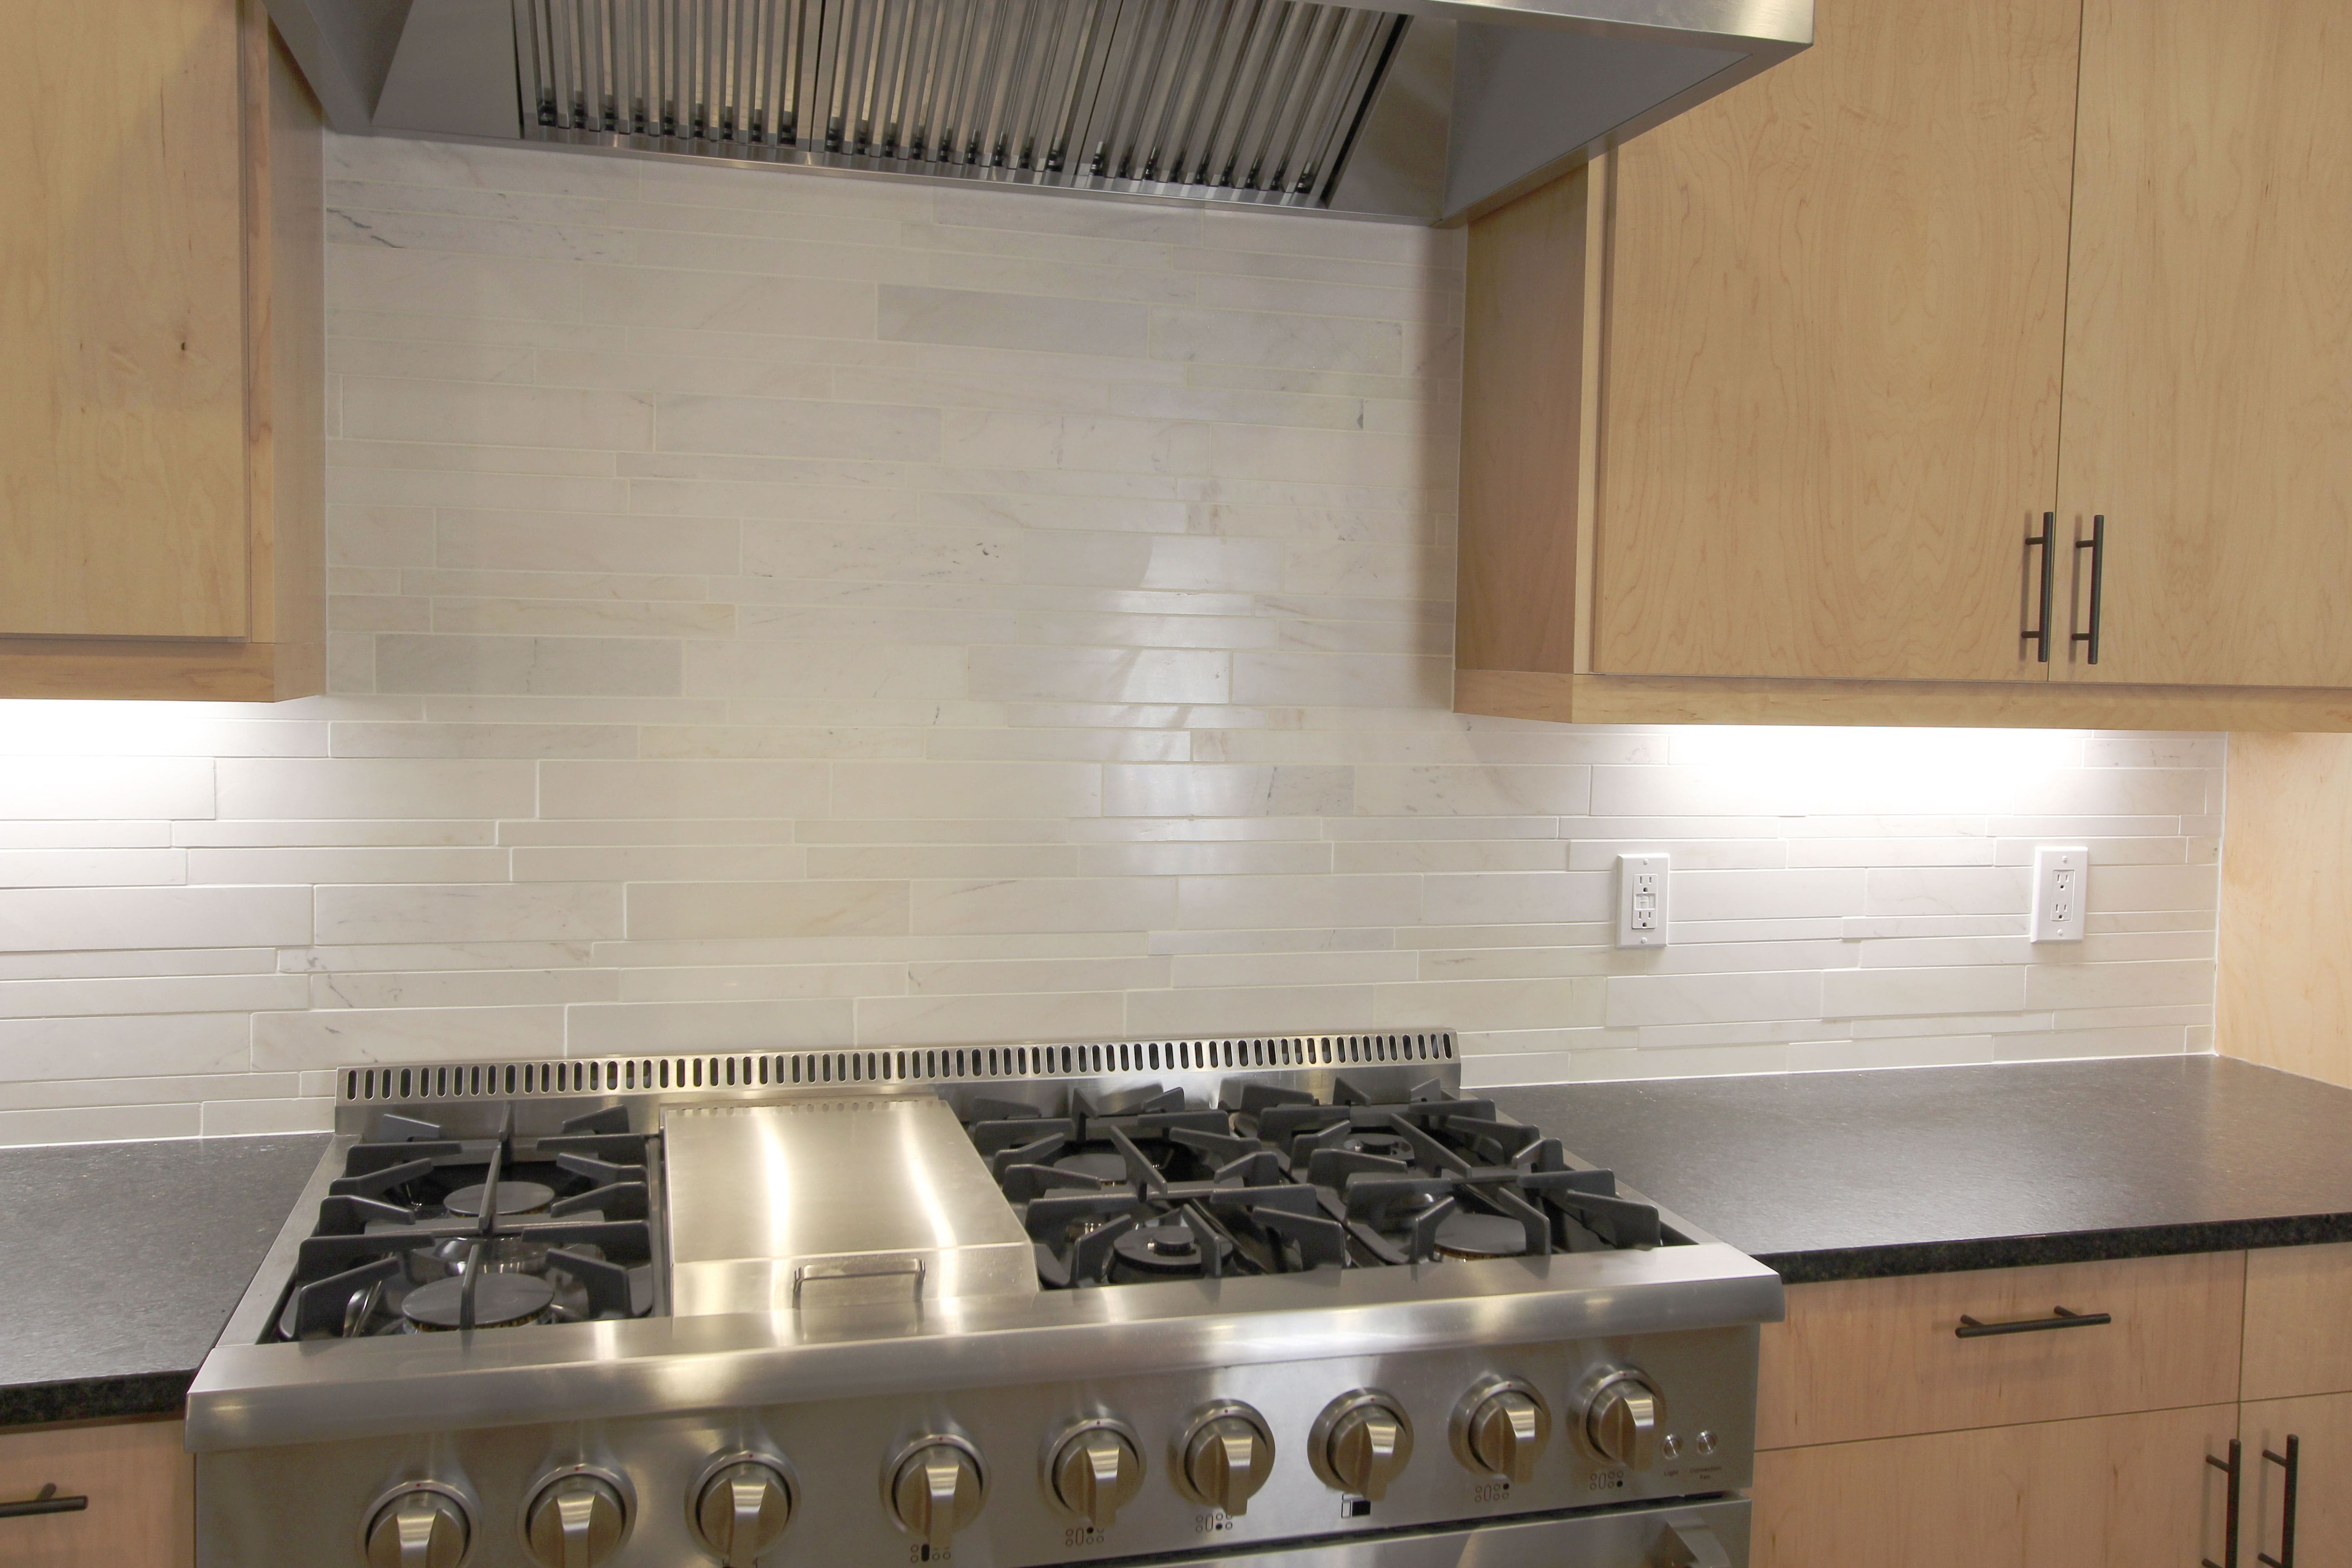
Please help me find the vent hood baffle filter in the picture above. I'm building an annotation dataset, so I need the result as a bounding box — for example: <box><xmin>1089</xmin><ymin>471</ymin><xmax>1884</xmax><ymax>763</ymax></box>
<box><xmin>513</xmin><ymin>0</ymin><xmax>1413</xmax><ymax>209</ymax></box>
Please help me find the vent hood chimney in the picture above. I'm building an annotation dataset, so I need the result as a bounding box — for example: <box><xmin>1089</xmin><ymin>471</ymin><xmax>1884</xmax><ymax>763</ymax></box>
<box><xmin>268</xmin><ymin>0</ymin><xmax>1809</xmax><ymax>223</ymax></box>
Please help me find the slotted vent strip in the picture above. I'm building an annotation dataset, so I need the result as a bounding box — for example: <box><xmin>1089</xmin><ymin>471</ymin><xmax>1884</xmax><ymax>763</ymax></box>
<box><xmin>519</xmin><ymin>0</ymin><xmax>1406</xmax><ymax>203</ymax></box>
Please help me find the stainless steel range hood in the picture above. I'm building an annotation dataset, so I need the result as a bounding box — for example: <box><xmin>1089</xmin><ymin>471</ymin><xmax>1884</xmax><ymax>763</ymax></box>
<box><xmin>267</xmin><ymin>0</ymin><xmax>1809</xmax><ymax>223</ymax></box>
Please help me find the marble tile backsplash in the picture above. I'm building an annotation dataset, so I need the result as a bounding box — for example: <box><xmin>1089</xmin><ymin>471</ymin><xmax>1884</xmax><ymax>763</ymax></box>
<box><xmin>0</xmin><ymin>135</ymin><xmax>2223</xmax><ymax>1144</ymax></box>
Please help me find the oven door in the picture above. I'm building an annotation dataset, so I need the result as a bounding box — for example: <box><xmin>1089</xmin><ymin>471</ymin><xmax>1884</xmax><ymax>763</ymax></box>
<box><xmin>1121</xmin><ymin>1498</ymin><xmax>1747</xmax><ymax>1567</ymax></box>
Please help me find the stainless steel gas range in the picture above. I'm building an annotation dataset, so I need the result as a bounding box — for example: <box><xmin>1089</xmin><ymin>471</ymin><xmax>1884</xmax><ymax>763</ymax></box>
<box><xmin>188</xmin><ymin>1032</ymin><xmax>1783</xmax><ymax>1567</ymax></box>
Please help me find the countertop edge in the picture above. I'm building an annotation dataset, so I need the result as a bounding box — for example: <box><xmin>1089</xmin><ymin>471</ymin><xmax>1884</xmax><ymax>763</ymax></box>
<box><xmin>0</xmin><ymin>1370</ymin><xmax>197</xmax><ymax>1431</ymax></box>
<box><xmin>1761</xmin><ymin>1211</ymin><xmax>2352</xmax><ymax>1285</ymax></box>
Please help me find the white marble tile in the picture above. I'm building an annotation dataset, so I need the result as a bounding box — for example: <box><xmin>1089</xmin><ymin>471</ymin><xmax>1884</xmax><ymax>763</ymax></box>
<box><xmin>0</xmin><ymin>141</ymin><xmax>2235</xmax><ymax>1133</ymax></box>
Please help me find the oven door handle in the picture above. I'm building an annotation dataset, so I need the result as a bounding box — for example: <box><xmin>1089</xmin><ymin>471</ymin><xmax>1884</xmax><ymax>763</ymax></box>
<box><xmin>1655</xmin><ymin>1515</ymin><xmax>1733</xmax><ymax>1568</ymax></box>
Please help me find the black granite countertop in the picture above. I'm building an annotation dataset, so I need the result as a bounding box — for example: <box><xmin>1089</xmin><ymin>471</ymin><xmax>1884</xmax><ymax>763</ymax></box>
<box><xmin>0</xmin><ymin>1134</ymin><xmax>328</xmax><ymax>1427</ymax></box>
<box><xmin>1491</xmin><ymin>1055</ymin><xmax>2352</xmax><ymax>1284</ymax></box>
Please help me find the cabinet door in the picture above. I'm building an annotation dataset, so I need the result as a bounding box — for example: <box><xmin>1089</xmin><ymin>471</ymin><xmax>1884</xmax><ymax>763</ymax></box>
<box><xmin>1751</xmin><ymin>1404</ymin><xmax>2239</xmax><ymax>1568</ymax></box>
<box><xmin>2057</xmin><ymin>0</ymin><xmax>2352</xmax><ymax>687</ymax></box>
<box><xmin>2243</xmin><ymin>1394</ymin><xmax>2352</xmax><ymax>1568</ymax></box>
<box><xmin>0</xmin><ymin>1420</ymin><xmax>193</xmax><ymax>1567</ymax></box>
<box><xmin>0</xmin><ymin>0</ymin><xmax>250</xmax><ymax>639</ymax></box>
<box><xmin>1593</xmin><ymin>0</ymin><xmax>2080</xmax><ymax>682</ymax></box>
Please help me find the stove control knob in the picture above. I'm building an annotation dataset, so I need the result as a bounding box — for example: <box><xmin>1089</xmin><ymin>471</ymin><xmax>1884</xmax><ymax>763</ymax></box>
<box><xmin>524</xmin><ymin>1472</ymin><xmax>628</xmax><ymax>1568</ymax></box>
<box><xmin>888</xmin><ymin>1437</ymin><xmax>986</xmax><ymax>1553</ymax></box>
<box><xmin>365</xmin><ymin>1487</ymin><xmax>469</xmax><ymax>1568</ymax></box>
<box><xmin>1312</xmin><ymin>1391</ymin><xmax>1414</xmax><ymax>1502</ymax></box>
<box><xmin>1453</xmin><ymin>1378</ymin><xmax>1551</xmax><ymax>1485</ymax></box>
<box><xmin>1583</xmin><ymin>1371</ymin><xmax>1665</xmax><ymax>1470</ymax></box>
<box><xmin>1050</xmin><ymin>1422</ymin><xmax>1144</xmax><ymax>1530</ymax></box>
<box><xmin>691</xmin><ymin>1458</ymin><xmax>794</xmax><ymax>1567</ymax></box>
<box><xmin>1181</xmin><ymin>1404</ymin><xmax>1274</xmax><ymax>1517</ymax></box>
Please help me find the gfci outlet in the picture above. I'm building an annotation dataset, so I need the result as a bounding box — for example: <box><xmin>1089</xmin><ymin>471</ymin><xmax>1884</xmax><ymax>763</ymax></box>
<box><xmin>1617</xmin><ymin>853</ymin><xmax>1671</xmax><ymax>949</ymax></box>
<box><xmin>2032</xmin><ymin>846</ymin><xmax>2089</xmax><ymax>944</ymax></box>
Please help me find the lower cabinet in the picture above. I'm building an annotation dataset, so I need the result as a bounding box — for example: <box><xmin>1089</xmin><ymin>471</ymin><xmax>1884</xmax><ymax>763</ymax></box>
<box><xmin>0</xmin><ymin>1420</ymin><xmax>191</xmax><ymax>1567</ymax></box>
<box><xmin>1751</xmin><ymin>1403</ymin><xmax>2239</xmax><ymax>1568</ymax></box>
<box><xmin>2241</xmin><ymin>1393</ymin><xmax>2352</xmax><ymax>1568</ymax></box>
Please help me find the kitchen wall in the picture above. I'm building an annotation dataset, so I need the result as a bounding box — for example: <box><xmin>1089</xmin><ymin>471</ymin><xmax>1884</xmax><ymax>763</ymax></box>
<box><xmin>0</xmin><ymin>135</ymin><xmax>2223</xmax><ymax>1145</ymax></box>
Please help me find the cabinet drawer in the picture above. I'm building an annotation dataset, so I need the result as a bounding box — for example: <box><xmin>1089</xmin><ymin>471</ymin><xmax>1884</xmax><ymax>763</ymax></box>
<box><xmin>2244</xmin><ymin>1242</ymin><xmax>2352</xmax><ymax>1401</ymax></box>
<box><xmin>1757</xmin><ymin>1252</ymin><xmax>2244</xmax><ymax>1449</ymax></box>
<box><xmin>1751</xmin><ymin>1404</ymin><xmax>2239</xmax><ymax>1568</ymax></box>
<box><xmin>0</xmin><ymin>1420</ymin><xmax>191</xmax><ymax>1568</ymax></box>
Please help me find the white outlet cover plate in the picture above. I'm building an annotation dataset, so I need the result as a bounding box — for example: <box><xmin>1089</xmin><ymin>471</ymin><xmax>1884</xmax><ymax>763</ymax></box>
<box><xmin>1618</xmin><ymin>853</ymin><xmax>1671</xmax><ymax>949</ymax></box>
<box><xmin>2031</xmin><ymin>846</ymin><xmax>2089</xmax><ymax>944</ymax></box>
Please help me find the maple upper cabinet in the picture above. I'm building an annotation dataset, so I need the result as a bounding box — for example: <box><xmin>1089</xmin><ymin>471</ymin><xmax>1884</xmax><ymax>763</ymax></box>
<box><xmin>0</xmin><ymin>0</ymin><xmax>323</xmax><ymax>701</ymax></box>
<box><xmin>2056</xmin><ymin>0</ymin><xmax>2352</xmax><ymax>690</ymax></box>
<box><xmin>1456</xmin><ymin>0</ymin><xmax>2352</xmax><ymax>729</ymax></box>
<box><xmin>1596</xmin><ymin>0</ymin><xmax>2080</xmax><ymax>686</ymax></box>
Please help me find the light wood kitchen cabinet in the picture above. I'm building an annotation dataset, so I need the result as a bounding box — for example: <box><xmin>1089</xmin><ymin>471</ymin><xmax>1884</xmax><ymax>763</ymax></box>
<box><xmin>1752</xmin><ymin>1254</ymin><xmax>2248</xmax><ymax>1565</ymax></box>
<box><xmin>2242</xmin><ymin>1242</ymin><xmax>2352</xmax><ymax>1401</ymax></box>
<box><xmin>0</xmin><ymin>0</ymin><xmax>323</xmax><ymax>701</ymax></box>
<box><xmin>1593</xmin><ymin>0</ymin><xmax>2078</xmax><ymax>687</ymax></box>
<box><xmin>2056</xmin><ymin>0</ymin><xmax>2352</xmax><ymax>691</ymax></box>
<box><xmin>1755</xmin><ymin>1252</ymin><xmax>2244</xmax><ymax>1449</ymax></box>
<box><xmin>2240</xmin><ymin>1395</ymin><xmax>2352</xmax><ymax>1568</ymax></box>
<box><xmin>1455</xmin><ymin>0</ymin><xmax>2352</xmax><ymax>730</ymax></box>
<box><xmin>1752</xmin><ymin>1404</ymin><xmax>2241</xmax><ymax>1568</ymax></box>
<box><xmin>0</xmin><ymin>1419</ymin><xmax>193</xmax><ymax>1567</ymax></box>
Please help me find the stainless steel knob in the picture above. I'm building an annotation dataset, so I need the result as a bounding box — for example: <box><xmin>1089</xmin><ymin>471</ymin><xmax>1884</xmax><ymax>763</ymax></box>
<box><xmin>1049</xmin><ymin>1423</ymin><xmax>1144</xmax><ymax>1530</ymax></box>
<box><xmin>691</xmin><ymin>1459</ymin><xmax>793</xmax><ymax>1567</ymax></box>
<box><xmin>365</xmin><ymin>1488</ymin><xmax>469</xmax><ymax>1568</ymax></box>
<box><xmin>888</xmin><ymin>1438</ymin><xmax>985</xmax><ymax>1552</ymax></box>
<box><xmin>1585</xmin><ymin>1372</ymin><xmax>1664</xmax><ymax>1470</ymax></box>
<box><xmin>1453</xmin><ymin>1379</ymin><xmax>1551</xmax><ymax>1485</ymax></box>
<box><xmin>1311</xmin><ymin>1391</ymin><xmax>1414</xmax><ymax>1502</ymax></box>
<box><xmin>1181</xmin><ymin>1405</ymin><xmax>1274</xmax><ymax>1517</ymax></box>
<box><xmin>524</xmin><ymin>1473</ymin><xmax>627</xmax><ymax>1568</ymax></box>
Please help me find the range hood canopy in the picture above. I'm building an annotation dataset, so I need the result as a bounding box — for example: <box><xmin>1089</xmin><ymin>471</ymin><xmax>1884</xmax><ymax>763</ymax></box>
<box><xmin>269</xmin><ymin>0</ymin><xmax>1809</xmax><ymax>223</ymax></box>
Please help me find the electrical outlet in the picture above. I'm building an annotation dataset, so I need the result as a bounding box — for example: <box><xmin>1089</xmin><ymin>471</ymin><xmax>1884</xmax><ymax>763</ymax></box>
<box><xmin>1617</xmin><ymin>853</ymin><xmax>1671</xmax><ymax>949</ymax></box>
<box><xmin>2031</xmin><ymin>846</ymin><xmax>2089</xmax><ymax>944</ymax></box>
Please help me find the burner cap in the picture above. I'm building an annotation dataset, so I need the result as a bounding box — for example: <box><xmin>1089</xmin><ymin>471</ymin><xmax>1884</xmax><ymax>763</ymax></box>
<box><xmin>1434</xmin><ymin>1211</ymin><xmax>1530</xmax><ymax>1260</ymax></box>
<box><xmin>1111</xmin><ymin>1220</ymin><xmax>1234</xmax><ymax>1278</ymax></box>
<box><xmin>443</xmin><ymin>1180</ymin><xmax>555</xmax><ymax>1218</ymax></box>
<box><xmin>401</xmin><ymin>1272</ymin><xmax>558</xmax><ymax>1331</ymax></box>
<box><xmin>1051</xmin><ymin>1151</ymin><xmax>1131</xmax><ymax>1183</ymax></box>
<box><xmin>1342</xmin><ymin>1132</ymin><xmax>1416</xmax><ymax>1162</ymax></box>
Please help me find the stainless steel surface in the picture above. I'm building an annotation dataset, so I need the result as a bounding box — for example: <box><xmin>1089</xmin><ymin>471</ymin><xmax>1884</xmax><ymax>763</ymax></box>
<box><xmin>262</xmin><ymin>0</ymin><xmax>1808</xmax><ymax>224</ymax></box>
<box><xmin>1309</xmin><ymin>1388</ymin><xmax>1412</xmax><ymax>1501</ymax></box>
<box><xmin>1180</xmin><ymin>1401</ymin><xmax>1275</xmax><ymax>1515</ymax></box>
<box><xmin>1454</xmin><ymin>1376</ymin><xmax>1549</xmax><ymax>1484</ymax></box>
<box><xmin>195</xmin><ymin>1038</ymin><xmax>1775</xmax><ymax>1568</ymax></box>
<box><xmin>887</xmin><ymin>1434</ymin><xmax>986</xmax><ymax>1551</ymax></box>
<box><xmin>1144</xmin><ymin>1499</ymin><xmax>1750</xmax><ymax>1566</ymax></box>
<box><xmin>201</xmin><ymin>1335</ymin><xmax>1761</xmax><ymax>1563</ymax></box>
<box><xmin>686</xmin><ymin>1455</ymin><xmax>793</xmax><ymax>1568</ymax></box>
<box><xmin>365</xmin><ymin>1485</ymin><xmax>470</xmax><ymax>1568</ymax></box>
<box><xmin>522</xmin><ymin>1470</ymin><xmax>628</xmax><ymax>1568</ymax></box>
<box><xmin>1049</xmin><ymin>1421</ymin><xmax>1144</xmax><ymax>1530</ymax></box>
<box><xmin>1584</xmin><ymin>1367</ymin><xmax>1664</xmax><ymax>1470</ymax></box>
<box><xmin>662</xmin><ymin>1096</ymin><xmax>1037</xmax><ymax>1314</ymax></box>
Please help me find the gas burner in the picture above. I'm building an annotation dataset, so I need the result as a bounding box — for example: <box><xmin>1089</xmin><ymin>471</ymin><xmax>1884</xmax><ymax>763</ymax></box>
<box><xmin>1052</xmin><ymin>1151</ymin><xmax>1131</xmax><ymax>1183</ymax></box>
<box><xmin>971</xmin><ymin>1075</ymin><xmax>1670</xmax><ymax>1289</ymax></box>
<box><xmin>1339</xmin><ymin>1132</ymin><xmax>1416</xmax><ymax>1162</ymax></box>
<box><xmin>400</xmin><ymin>1272</ymin><xmax>557</xmax><ymax>1332</ymax></box>
<box><xmin>1112</xmin><ymin>1218</ymin><xmax>1234</xmax><ymax>1280</ymax></box>
<box><xmin>444</xmin><ymin>1180</ymin><xmax>554</xmax><ymax>1217</ymax></box>
<box><xmin>1433</xmin><ymin>1210</ymin><xmax>1531</xmax><ymax>1259</ymax></box>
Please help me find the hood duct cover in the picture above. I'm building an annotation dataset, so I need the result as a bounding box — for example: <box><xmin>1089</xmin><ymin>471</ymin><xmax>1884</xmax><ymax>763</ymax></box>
<box><xmin>275</xmin><ymin>0</ymin><xmax>1810</xmax><ymax>223</ymax></box>
<box><xmin>514</xmin><ymin>0</ymin><xmax>1411</xmax><ymax>210</ymax></box>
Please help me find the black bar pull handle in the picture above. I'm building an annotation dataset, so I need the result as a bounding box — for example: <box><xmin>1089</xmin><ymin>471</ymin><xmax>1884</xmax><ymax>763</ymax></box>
<box><xmin>2024</xmin><ymin>513</ymin><xmax>2057</xmax><ymax>662</ymax></box>
<box><xmin>2258</xmin><ymin>1435</ymin><xmax>2299</xmax><ymax>1568</ymax></box>
<box><xmin>1954</xmin><ymin>1304</ymin><xmax>2113</xmax><ymax>1338</ymax></box>
<box><xmin>2207</xmin><ymin>1438</ymin><xmax>2242</xmax><ymax>1568</ymax></box>
<box><xmin>2073</xmin><ymin>513</ymin><xmax>2107</xmax><ymax>665</ymax></box>
<box><xmin>0</xmin><ymin>1482</ymin><xmax>89</xmax><ymax>1520</ymax></box>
